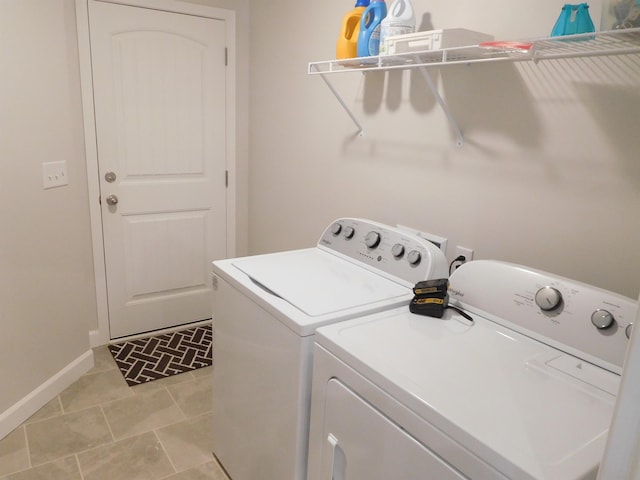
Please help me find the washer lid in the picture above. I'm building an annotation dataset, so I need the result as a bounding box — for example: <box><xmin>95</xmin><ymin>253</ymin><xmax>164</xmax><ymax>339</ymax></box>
<box><xmin>315</xmin><ymin>308</ymin><xmax>620</xmax><ymax>480</ymax></box>
<box><xmin>232</xmin><ymin>249</ymin><xmax>408</xmax><ymax>317</ymax></box>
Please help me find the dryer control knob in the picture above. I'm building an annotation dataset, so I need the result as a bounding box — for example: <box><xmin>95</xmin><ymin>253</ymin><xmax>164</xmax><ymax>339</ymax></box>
<box><xmin>407</xmin><ymin>250</ymin><xmax>422</xmax><ymax>265</ymax></box>
<box><xmin>535</xmin><ymin>286</ymin><xmax>563</xmax><ymax>311</ymax></box>
<box><xmin>344</xmin><ymin>226</ymin><xmax>355</xmax><ymax>239</ymax></box>
<box><xmin>331</xmin><ymin>223</ymin><xmax>342</xmax><ymax>235</ymax></box>
<box><xmin>626</xmin><ymin>323</ymin><xmax>634</xmax><ymax>339</ymax></box>
<box><xmin>365</xmin><ymin>231</ymin><xmax>381</xmax><ymax>249</ymax></box>
<box><xmin>392</xmin><ymin>243</ymin><xmax>405</xmax><ymax>258</ymax></box>
<box><xmin>591</xmin><ymin>310</ymin><xmax>615</xmax><ymax>330</ymax></box>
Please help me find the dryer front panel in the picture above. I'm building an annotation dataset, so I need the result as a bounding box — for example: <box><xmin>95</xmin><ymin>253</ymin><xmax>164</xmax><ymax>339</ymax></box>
<box><xmin>318</xmin><ymin>378</ymin><xmax>465</xmax><ymax>480</ymax></box>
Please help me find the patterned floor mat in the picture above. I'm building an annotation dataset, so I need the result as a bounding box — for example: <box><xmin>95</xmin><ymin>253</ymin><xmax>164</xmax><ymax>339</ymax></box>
<box><xmin>108</xmin><ymin>323</ymin><xmax>212</xmax><ymax>386</ymax></box>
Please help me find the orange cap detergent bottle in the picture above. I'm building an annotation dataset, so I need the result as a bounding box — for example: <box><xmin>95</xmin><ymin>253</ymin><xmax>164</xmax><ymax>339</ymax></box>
<box><xmin>336</xmin><ymin>0</ymin><xmax>370</xmax><ymax>59</ymax></box>
<box><xmin>356</xmin><ymin>0</ymin><xmax>387</xmax><ymax>57</ymax></box>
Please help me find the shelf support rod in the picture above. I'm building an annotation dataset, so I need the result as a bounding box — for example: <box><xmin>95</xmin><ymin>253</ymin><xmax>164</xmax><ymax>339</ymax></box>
<box><xmin>417</xmin><ymin>65</ymin><xmax>464</xmax><ymax>147</ymax></box>
<box><xmin>317</xmin><ymin>71</ymin><xmax>364</xmax><ymax>137</ymax></box>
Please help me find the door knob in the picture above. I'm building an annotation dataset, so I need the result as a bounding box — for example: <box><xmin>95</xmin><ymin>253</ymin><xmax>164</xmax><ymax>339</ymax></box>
<box><xmin>105</xmin><ymin>194</ymin><xmax>119</xmax><ymax>206</ymax></box>
<box><xmin>105</xmin><ymin>171</ymin><xmax>117</xmax><ymax>183</ymax></box>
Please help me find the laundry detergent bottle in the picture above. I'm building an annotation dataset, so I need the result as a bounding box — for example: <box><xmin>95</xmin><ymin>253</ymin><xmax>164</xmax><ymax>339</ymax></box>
<box><xmin>337</xmin><ymin>0</ymin><xmax>370</xmax><ymax>59</ymax></box>
<box><xmin>356</xmin><ymin>0</ymin><xmax>387</xmax><ymax>57</ymax></box>
<box><xmin>379</xmin><ymin>0</ymin><xmax>416</xmax><ymax>55</ymax></box>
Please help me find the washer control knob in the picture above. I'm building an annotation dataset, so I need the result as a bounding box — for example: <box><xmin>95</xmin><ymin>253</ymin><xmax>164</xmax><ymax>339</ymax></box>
<box><xmin>591</xmin><ymin>310</ymin><xmax>615</xmax><ymax>330</ymax></box>
<box><xmin>626</xmin><ymin>323</ymin><xmax>634</xmax><ymax>339</ymax></box>
<box><xmin>391</xmin><ymin>243</ymin><xmax>405</xmax><ymax>258</ymax></box>
<box><xmin>365</xmin><ymin>231</ymin><xmax>381</xmax><ymax>249</ymax></box>
<box><xmin>344</xmin><ymin>226</ymin><xmax>355</xmax><ymax>239</ymax></box>
<box><xmin>331</xmin><ymin>223</ymin><xmax>342</xmax><ymax>235</ymax></box>
<box><xmin>407</xmin><ymin>250</ymin><xmax>422</xmax><ymax>265</ymax></box>
<box><xmin>535</xmin><ymin>286</ymin><xmax>563</xmax><ymax>311</ymax></box>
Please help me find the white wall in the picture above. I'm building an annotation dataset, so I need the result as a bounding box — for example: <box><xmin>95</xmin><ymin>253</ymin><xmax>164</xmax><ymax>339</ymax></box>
<box><xmin>0</xmin><ymin>0</ymin><xmax>95</xmax><ymax>428</ymax></box>
<box><xmin>248</xmin><ymin>0</ymin><xmax>640</xmax><ymax>299</ymax></box>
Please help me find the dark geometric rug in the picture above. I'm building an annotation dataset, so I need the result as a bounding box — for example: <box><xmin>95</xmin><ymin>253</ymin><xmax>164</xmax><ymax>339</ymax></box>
<box><xmin>108</xmin><ymin>324</ymin><xmax>212</xmax><ymax>386</ymax></box>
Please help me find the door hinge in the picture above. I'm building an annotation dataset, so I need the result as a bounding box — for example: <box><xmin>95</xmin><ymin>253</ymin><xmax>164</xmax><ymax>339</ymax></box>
<box><xmin>225</xmin><ymin>47</ymin><xmax>228</xmax><ymax>66</ymax></box>
<box><xmin>225</xmin><ymin>170</ymin><xmax>229</xmax><ymax>187</ymax></box>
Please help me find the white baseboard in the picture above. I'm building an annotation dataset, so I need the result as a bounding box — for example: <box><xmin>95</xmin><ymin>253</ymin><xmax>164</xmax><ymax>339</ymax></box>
<box><xmin>89</xmin><ymin>328</ymin><xmax>108</xmax><ymax>348</ymax></box>
<box><xmin>0</xmin><ymin>349</ymin><xmax>94</xmax><ymax>440</ymax></box>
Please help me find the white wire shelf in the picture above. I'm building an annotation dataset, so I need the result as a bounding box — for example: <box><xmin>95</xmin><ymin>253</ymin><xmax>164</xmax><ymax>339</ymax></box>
<box><xmin>307</xmin><ymin>28</ymin><xmax>640</xmax><ymax>146</ymax></box>
<box><xmin>308</xmin><ymin>28</ymin><xmax>640</xmax><ymax>74</ymax></box>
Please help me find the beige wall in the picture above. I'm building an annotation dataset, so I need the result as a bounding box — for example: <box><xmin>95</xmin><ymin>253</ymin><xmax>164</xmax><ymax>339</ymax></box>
<box><xmin>248</xmin><ymin>0</ymin><xmax>640</xmax><ymax>299</ymax></box>
<box><xmin>0</xmin><ymin>0</ymin><xmax>95</xmax><ymax>412</ymax></box>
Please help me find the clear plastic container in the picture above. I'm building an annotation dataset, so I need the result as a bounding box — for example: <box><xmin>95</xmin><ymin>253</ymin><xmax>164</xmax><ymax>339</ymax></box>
<box><xmin>601</xmin><ymin>0</ymin><xmax>640</xmax><ymax>30</ymax></box>
<box><xmin>379</xmin><ymin>0</ymin><xmax>416</xmax><ymax>55</ymax></box>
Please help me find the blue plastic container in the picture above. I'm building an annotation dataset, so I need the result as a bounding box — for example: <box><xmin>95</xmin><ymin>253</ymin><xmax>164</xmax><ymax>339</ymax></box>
<box><xmin>551</xmin><ymin>3</ymin><xmax>595</xmax><ymax>36</ymax></box>
<box><xmin>356</xmin><ymin>0</ymin><xmax>387</xmax><ymax>57</ymax></box>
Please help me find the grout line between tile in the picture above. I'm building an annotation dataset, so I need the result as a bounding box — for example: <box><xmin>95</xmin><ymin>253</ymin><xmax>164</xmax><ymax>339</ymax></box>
<box><xmin>74</xmin><ymin>455</ymin><xmax>86</xmax><ymax>480</ymax></box>
<box><xmin>105</xmin><ymin>387</ymin><xmax>195</xmax><ymax>442</ymax></box>
<box><xmin>56</xmin><ymin>394</ymin><xmax>64</xmax><ymax>415</ymax></box>
<box><xmin>164</xmin><ymin>384</ymin><xmax>188</xmax><ymax>421</ymax></box>
<box><xmin>98</xmin><ymin>405</ymin><xmax>116</xmax><ymax>443</ymax></box>
<box><xmin>21</xmin><ymin>425</ymin><xmax>32</xmax><ymax>471</ymax></box>
<box><xmin>152</xmin><ymin>430</ymin><xmax>178</xmax><ymax>477</ymax></box>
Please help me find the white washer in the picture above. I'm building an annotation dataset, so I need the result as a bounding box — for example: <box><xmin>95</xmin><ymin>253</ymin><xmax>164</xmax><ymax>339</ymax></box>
<box><xmin>210</xmin><ymin>218</ymin><xmax>449</xmax><ymax>480</ymax></box>
<box><xmin>307</xmin><ymin>260</ymin><xmax>637</xmax><ymax>480</ymax></box>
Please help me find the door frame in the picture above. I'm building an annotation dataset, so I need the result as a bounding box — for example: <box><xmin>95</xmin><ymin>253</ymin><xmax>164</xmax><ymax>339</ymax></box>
<box><xmin>75</xmin><ymin>0</ymin><xmax>237</xmax><ymax>346</ymax></box>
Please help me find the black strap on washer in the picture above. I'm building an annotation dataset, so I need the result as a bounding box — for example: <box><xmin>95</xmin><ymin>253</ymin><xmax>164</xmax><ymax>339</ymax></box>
<box><xmin>446</xmin><ymin>305</ymin><xmax>474</xmax><ymax>323</ymax></box>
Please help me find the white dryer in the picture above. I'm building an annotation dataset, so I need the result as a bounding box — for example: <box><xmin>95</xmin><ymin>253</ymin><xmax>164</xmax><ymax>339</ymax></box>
<box><xmin>210</xmin><ymin>218</ymin><xmax>449</xmax><ymax>480</ymax></box>
<box><xmin>307</xmin><ymin>260</ymin><xmax>637</xmax><ymax>480</ymax></box>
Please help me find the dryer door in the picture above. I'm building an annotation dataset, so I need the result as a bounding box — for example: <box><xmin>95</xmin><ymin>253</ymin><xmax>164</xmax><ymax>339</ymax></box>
<box><xmin>319</xmin><ymin>379</ymin><xmax>466</xmax><ymax>480</ymax></box>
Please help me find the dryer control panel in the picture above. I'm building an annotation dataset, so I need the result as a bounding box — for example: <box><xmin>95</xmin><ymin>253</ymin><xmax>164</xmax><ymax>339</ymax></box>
<box><xmin>318</xmin><ymin>218</ymin><xmax>449</xmax><ymax>287</ymax></box>
<box><xmin>448</xmin><ymin>260</ymin><xmax>638</xmax><ymax>374</ymax></box>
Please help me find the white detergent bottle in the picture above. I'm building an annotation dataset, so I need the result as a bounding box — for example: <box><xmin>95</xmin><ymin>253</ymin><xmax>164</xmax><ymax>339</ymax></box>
<box><xmin>379</xmin><ymin>0</ymin><xmax>416</xmax><ymax>55</ymax></box>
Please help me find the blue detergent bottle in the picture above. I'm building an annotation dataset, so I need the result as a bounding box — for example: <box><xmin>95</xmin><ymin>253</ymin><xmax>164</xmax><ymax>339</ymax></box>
<box><xmin>356</xmin><ymin>0</ymin><xmax>387</xmax><ymax>57</ymax></box>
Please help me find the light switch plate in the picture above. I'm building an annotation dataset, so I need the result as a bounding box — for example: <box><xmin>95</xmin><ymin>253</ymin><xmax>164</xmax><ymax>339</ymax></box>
<box><xmin>42</xmin><ymin>161</ymin><xmax>68</xmax><ymax>189</ymax></box>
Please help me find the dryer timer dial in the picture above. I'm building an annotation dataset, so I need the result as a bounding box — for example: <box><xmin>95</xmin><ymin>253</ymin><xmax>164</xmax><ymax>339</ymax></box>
<box><xmin>535</xmin><ymin>286</ymin><xmax>563</xmax><ymax>311</ymax></box>
<box><xmin>591</xmin><ymin>309</ymin><xmax>615</xmax><ymax>330</ymax></box>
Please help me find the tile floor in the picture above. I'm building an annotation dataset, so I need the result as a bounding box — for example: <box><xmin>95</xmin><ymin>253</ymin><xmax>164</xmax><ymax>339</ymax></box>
<box><xmin>0</xmin><ymin>346</ymin><xmax>230</xmax><ymax>480</ymax></box>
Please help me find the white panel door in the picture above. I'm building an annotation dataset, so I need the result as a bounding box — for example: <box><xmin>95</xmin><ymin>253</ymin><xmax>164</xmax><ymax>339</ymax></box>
<box><xmin>88</xmin><ymin>1</ymin><xmax>228</xmax><ymax>338</ymax></box>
